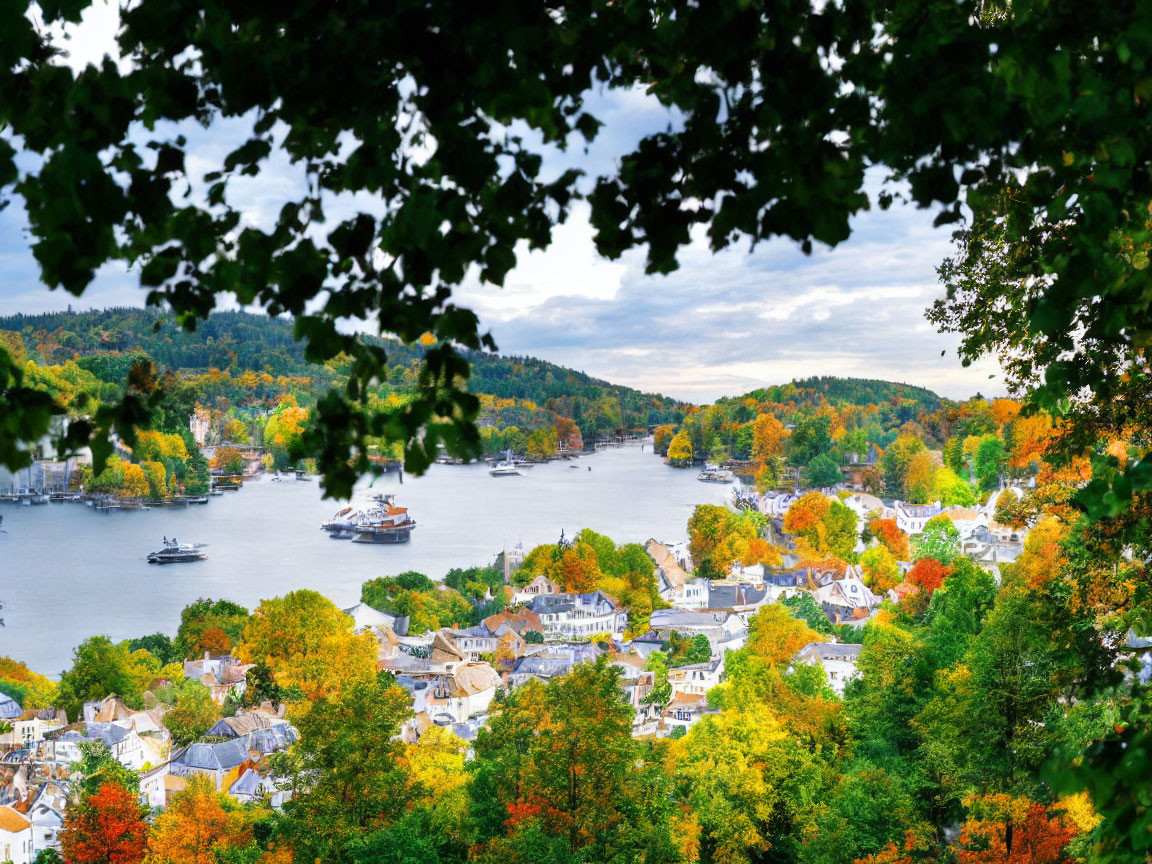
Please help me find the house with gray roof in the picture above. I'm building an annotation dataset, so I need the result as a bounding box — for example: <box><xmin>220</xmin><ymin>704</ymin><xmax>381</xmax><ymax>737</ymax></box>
<box><xmin>82</xmin><ymin>722</ymin><xmax>146</xmax><ymax>770</ymax></box>
<box><xmin>668</xmin><ymin>655</ymin><xmax>725</xmax><ymax>698</ymax></box>
<box><xmin>0</xmin><ymin>695</ymin><xmax>21</xmax><ymax>722</ymax></box>
<box><xmin>229</xmin><ymin>767</ymin><xmax>275</xmax><ymax>803</ymax></box>
<box><xmin>528</xmin><ymin>590</ymin><xmax>629</xmax><ymax>640</ymax></box>
<box><xmin>648</xmin><ymin>609</ymin><xmax>747</xmax><ymax>654</ymax></box>
<box><xmin>171</xmin><ymin>739</ymin><xmax>251</xmax><ymax>790</ymax></box>
<box><xmin>248</xmin><ymin>726</ymin><xmax>297</xmax><ymax>753</ymax></box>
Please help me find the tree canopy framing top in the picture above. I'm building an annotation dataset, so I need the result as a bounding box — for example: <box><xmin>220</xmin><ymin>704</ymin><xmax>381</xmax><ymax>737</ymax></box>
<box><xmin>2</xmin><ymin>0</ymin><xmax>1151</xmax><ymax>499</ymax></box>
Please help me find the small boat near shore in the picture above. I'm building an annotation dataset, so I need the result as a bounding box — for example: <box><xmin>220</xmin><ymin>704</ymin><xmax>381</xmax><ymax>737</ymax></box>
<box><xmin>489</xmin><ymin>450</ymin><xmax>521</xmax><ymax>477</ymax></box>
<box><xmin>147</xmin><ymin>538</ymin><xmax>208</xmax><ymax>564</ymax></box>
<box><xmin>697</xmin><ymin>465</ymin><xmax>735</xmax><ymax>483</ymax></box>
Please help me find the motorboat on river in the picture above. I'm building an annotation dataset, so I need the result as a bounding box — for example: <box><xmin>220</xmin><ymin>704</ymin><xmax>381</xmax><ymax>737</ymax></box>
<box><xmin>697</xmin><ymin>465</ymin><xmax>735</xmax><ymax>483</ymax></box>
<box><xmin>147</xmin><ymin>538</ymin><xmax>208</xmax><ymax>564</ymax></box>
<box><xmin>321</xmin><ymin>494</ymin><xmax>416</xmax><ymax>544</ymax></box>
<box><xmin>489</xmin><ymin>450</ymin><xmax>521</xmax><ymax>477</ymax></box>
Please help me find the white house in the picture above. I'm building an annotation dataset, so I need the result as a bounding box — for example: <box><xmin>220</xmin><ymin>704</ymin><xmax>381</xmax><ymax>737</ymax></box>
<box><xmin>661</xmin><ymin>692</ymin><xmax>714</xmax><ymax>735</ymax></box>
<box><xmin>189</xmin><ymin>408</ymin><xmax>211</xmax><ymax>446</ymax></box>
<box><xmin>893</xmin><ymin>500</ymin><xmax>943</xmax><ymax>535</ymax></box>
<box><xmin>511</xmin><ymin>574</ymin><xmax>561</xmax><ymax>605</ymax></box>
<box><xmin>28</xmin><ymin>783</ymin><xmax>67</xmax><ymax>854</ymax></box>
<box><xmin>398</xmin><ymin>663</ymin><xmax>502</xmax><ymax>725</ymax></box>
<box><xmin>674</xmin><ymin>578</ymin><xmax>711</xmax><ymax>609</ymax></box>
<box><xmin>813</xmin><ymin>574</ymin><xmax>881</xmax><ymax>623</ymax></box>
<box><xmin>648</xmin><ymin>609</ymin><xmax>747</xmax><ymax>653</ymax></box>
<box><xmin>794</xmin><ymin>641</ymin><xmax>864</xmax><ymax>696</ymax></box>
<box><xmin>39</xmin><ymin>731</ymin><xmax>86</xmax><ymax>763</ymax></box>
<box><xmin>648</xmin><ymin>540</ymin><xmax>709</xmax><ymax>608</ymax></box>
<box><xmin>84</xmin><ymin>722</ymin><xmax>148</xmax><ymax>770</ymax></box>
<box><xmin>668</xmin><ymin>655</ymin><xmax>725</xmax><ymax>698</ymax></box>
<box><xmin>0</xmin><ymin>708</ymin><xmax>67</xmax><ymax>749</ymax></box>
<box><xmin>139</xmin><ymin>763</ymin><xmax>171</xmax><ymax>809</ymax></box>
<box><xmin>529</xmin><ymin>591</ymin><xmax>629</xmax><ymax>640</ymax></box>
<box><xmin>0</xmin><ymin>806</ymin><xmax>33</xmax><ymax>864</ymax></box>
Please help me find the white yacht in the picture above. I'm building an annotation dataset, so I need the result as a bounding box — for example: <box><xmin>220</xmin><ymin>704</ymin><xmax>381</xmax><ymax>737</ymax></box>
<box><xmin>697</xmin><ymin>465</ymin><xmax>735</xmax><ymax>483</ymax></box>
<box><xmin>489</xmin><ymin>450</ymin><xmax>521</xmax><ymax>477</ymax></box>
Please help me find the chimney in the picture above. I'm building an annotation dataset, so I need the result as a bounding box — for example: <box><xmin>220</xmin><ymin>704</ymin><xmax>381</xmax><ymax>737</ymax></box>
<box><xmin>204</xmin><ymin>651</ymin><xmax>210</xmax><ymax>661</ymax></box>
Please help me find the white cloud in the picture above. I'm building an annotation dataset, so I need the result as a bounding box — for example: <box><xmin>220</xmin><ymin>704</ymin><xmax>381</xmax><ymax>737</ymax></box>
<box><xmin>0</xmin><ymin>23</ymin><xmax>1004</xmax><ymax>404</ymax></box>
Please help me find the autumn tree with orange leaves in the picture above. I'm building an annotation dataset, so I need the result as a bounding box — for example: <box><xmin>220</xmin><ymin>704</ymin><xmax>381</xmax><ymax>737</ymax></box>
<box><xmin>957</xmin><ymin>795</ymin><xmax>1076</xmax><ymax>864</ymax></box>
<box><xmin>233</xmin><ymin>589</ymin><xmax>377</xmax><ymax>706</ymax></box>
<box><xmin>907</xmin><ymin>558</ymin><xmax>952</xmax><ymax>597</ymax></box>
<box><xmin>783</xmin><ymin>492</ymin><xmax>858</xmax><ymax>561</ymax></box>
<box><xmin>689</xmin><ymin>504</ymin><xmax>781</xmax><ymax>579</ymax></box>
<box><xmin>556</xmin><ymin>544</ymin><xmax>603</xmax><ymax>593</ymax></box>
<box><xmin>709</xmin><ymin>604</ymin><xmax>843</xmax><ymax>742</ymax></box>
<box><xmin>147</xmin><ymin>776</ymin><xmax>253</xmax><ymax>864</ymax></box>
<box><xmin>752</xmin><ymin>413</ymin><xmax>789</xmax><ymax>465</ymax></box>
<box><xmin>868</xmin><ymin>517</ymin><xmax>911</xmax><ymax>561</ymax></box>
<box><xmin>61</xmin><ymin>782</ymin><xmax>148</xmax><ymax>864</ymax></box>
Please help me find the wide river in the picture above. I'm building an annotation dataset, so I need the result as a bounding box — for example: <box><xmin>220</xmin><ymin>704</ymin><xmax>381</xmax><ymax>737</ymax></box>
<box><xmin>0</xmin><ymin>445</ymin><xmax>728</xmax><ymax>676</ymax></box>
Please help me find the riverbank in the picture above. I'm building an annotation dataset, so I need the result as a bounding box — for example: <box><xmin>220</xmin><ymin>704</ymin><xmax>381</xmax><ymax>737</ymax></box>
<box><xmin>0</xmin><ymin>446</ymin><xmax>729</xmax><ymax>676</ymax></box>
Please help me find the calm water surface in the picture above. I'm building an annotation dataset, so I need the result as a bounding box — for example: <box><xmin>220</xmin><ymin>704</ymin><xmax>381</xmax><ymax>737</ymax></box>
<box><xmin>0</xmin><ymin>446</ymin><xmax>727</xmax><ymax>676</ymax></box>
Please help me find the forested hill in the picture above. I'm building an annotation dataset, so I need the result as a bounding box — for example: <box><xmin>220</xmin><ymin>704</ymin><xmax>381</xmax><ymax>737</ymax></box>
<box><xmin>735</xmin><ymin>376</ymin><xmax>944</xmax><ymax>413</ymax></box>
<box><xmin>788</xmin><ymin>376</ymin><xmax>942</xmax><ymax>411</ymax></box>
<box><xmin>0</xmin><ymin>307</ymin><xmax>684</xmax><ymax>430</ymax></box>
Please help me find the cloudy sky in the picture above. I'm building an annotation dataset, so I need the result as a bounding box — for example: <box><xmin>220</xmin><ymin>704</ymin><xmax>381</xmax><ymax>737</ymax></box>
<box><xmin>0</xmin><ymin>1</ymin><xmax>1005</xmax><ymax>404</ymax></box>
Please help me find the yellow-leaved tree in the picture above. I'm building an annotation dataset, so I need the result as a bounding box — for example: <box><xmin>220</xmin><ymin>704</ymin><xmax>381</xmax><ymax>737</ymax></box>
<box><xmin>668</xmin><ymin>430</ymin><xmax>694</xmax><ymax>467</ymax></box>
<box><xmin>233</xmin><ymin>590</ymin><xmax>376</xmax><ymax>707</ymax></box>
<box><xmin>264</xmin><ymin>399</ymin><xmax>310</xmax><ymax>469</ymax></box>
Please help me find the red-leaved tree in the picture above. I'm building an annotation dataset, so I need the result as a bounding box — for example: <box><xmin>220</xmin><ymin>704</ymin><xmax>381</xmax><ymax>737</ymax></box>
<box><xmin>907</xmin><ymin>558</ymin><xmax>952</xmax><ymax>597</ymax></box>
<box><xmin>61</xmin><ymin>782</ymin><xmax>148</xmax><ymax>864</ymax></box>
<box><xmin>958</xmin><ymin>797</ymin><xmax>1076</xmax><ymax>864</ymax></box>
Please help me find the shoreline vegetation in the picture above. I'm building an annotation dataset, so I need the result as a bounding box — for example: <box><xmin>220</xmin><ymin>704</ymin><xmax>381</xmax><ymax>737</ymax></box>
<box><xmin>0</xmin><ymin>315</ymin><xmax>1146</xmax><ymax>864</ymax></box>
<box><xmin>0</xmin><ymin>451</ymin><xmax>1134</xmax><ymax>864</ymax></box>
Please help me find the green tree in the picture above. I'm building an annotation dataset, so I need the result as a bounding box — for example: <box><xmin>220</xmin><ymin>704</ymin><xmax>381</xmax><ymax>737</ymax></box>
<box><xmin>912</xmin><ymin>515</ymin><xmax>961</xmax><ymax>565</ymax></box>
<box><xmin>789</xmin><ymin>415</ymin><xmax>833</xmax><ymax>466</ymax></box>
<box><xmin>74</xmin><ymin>742</ymin><xmax>140</xmax><ymax>798</ymax></box>
<box><xmin>974</xmin><ymin>435</ymin><xmax>1007</xmax><ymax>491</ymax></box>
<box><xmin>923</xmin><ymin>557</ymin><xmax>997</xmax><ymax>670</ymax></box>
<box><xmin>943</xmin><ymin>437</ymin><xmax>964</xmax><ymax>475</ymax></box>
<box><xmin>676</xmin><ymin>704</ymin><xmax>823</xmax><ymax>864</ymax></box>
<box><xmin>279</xmin><ymin>678</ymin><xmax>413</xmax><ymax>862</ymax></box>
<box><xmin>782</xmin><ymin>593</ymin><xmax>834</xmax><ymax>636</ymax></box>
<box><xmin>57</xmin><ymin>637</ymin><xmax>145</xmax><ymax>719</ymax></box>
<box><xmin>160</xmin><ymin>679</ymin><xmax>222</xmax><ymax>745</ymax></box>
<box><xmin>802</xmin><ymin>764</ymin><xmax>924</xmax><ymax>864</ymax></box>
<box><xmin>933</xmin><ymin>465</ymin><xmax>976</xmax><ymax>507</ymax></box>
<box><xmin>806</xmin><ymin>453</ymin><xmax>843</xmax><ymax>488</ymax></box>
<box><xmin>214</xmin><ymin>445</ymin><xmax>245</xmax><ymax>476</ymax></box>
<box><xmin>174</xmin><ymin>598</ymin><xmax>250</xmax><ymax>661</ymax></box>
<box><xmin>470</xmin><ymin>657</ymin><xmax>675</xmax><ymax>860</ymax></box>
<box><xmin>125</xmin><ymin>633</ymin><xmax>178</xmax><ymax>666</ymax></box>
<box><xmin>880</xmin><ymin>435</ymin><xmax>927</xmax><ymax>496</ymax></box>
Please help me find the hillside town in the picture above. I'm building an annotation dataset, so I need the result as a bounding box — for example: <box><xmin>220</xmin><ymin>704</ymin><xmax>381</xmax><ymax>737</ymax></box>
<box><xmin>0</xmin><ymin>451</ymin><xmax>1045</xmax><ymax>864</ymax></box>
